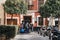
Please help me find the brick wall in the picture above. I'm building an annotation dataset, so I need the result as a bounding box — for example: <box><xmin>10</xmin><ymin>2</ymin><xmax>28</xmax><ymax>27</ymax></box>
<box><xmin>33</xmin><ymin>0</ymin><xmax>38</xmax><ymax>10</ymax></box>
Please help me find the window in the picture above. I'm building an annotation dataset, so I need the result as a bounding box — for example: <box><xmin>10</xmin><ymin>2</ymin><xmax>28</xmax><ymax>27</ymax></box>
<box><xmin>7</xmin><ymin>19</ymin><xmax>17</xmax><ymax>25</ymax></box>
<box><xmin>28</xmin><ymin>0</ymin><xmax>33</xmax><ymax>5</ymax></box>
<box><xmin>28</xmin><ymin>5</ymin><xmax>33</xmax><ymax>10</ymax></box>
<box><xmin>26</xmin><ymin>0</ymin><xmax>34</xmax><ymax>10</ymax></box>
<box><xmin>38</xmin><ymin>17</ymin><xmax>43</xmax><ymax>25</ymax></box>
<box><xmin>38</xmin><ymin>0</ymin><xmax>44</xmax><ymax>9</ymax></box>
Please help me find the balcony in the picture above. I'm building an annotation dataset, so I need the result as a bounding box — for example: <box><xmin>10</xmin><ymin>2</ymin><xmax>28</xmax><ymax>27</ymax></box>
<box><xmin>27</xmin><ymin>9</ymin><xmax>38</xmax><ymax>12</ymax></box>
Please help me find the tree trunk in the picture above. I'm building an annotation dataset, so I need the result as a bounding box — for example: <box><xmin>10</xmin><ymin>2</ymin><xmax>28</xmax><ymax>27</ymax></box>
<box><xmin>49</xmin><ymin>16</ymin><xmax>53</xmax><ymax>26</ymax></box>
<box><xmin>49</xmin><ymin>15</ymin><xmax>55</xmax><ymax>27</ymax></box>
<box><xmin>45</xmin><ymin>18</ymin><xmax>48</xmax><ymax>28</ymax></box>
<box><xmin>4</xmin><ymin>7</ymin><xmax>5</xmax><ymax>25</ymax></box>
<box><xmin>58</xmin><ymin>16</ymin><xmax>60</xmax><ymax>31</ymax></box>
<box><xmin>11</xmin><ymin>14</ymin><xmax>13</xmax><ymax>25</ymax></box>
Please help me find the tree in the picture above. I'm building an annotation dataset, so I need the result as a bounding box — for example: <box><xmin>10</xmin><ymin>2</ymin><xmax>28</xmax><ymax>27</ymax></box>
<box><xmin>3</xmin><ymin>0</ymin><xmax>27</xmax><ymax>25</ymax></box>
<box><xmin>39</xmin><ymin>0</ymin><xmax>60</xmax><ymax>29</ymax></box>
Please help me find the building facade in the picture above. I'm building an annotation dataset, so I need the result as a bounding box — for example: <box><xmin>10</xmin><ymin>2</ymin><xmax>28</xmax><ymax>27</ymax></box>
<box><xmin>0</xmin><ymin>0</ymin><xmax>6</xmax><ymax>25</ymax></box>
<box><xmin>0</xmin><ymin>0</ymin><xmax>59</xmax><ymax>28</ymax></box>
<box><xmin>5</xmin><ymin>0</ymin><xmax>49</xmax><ymax>27</ymax></box>
<box><xmin>0</xmin><ymin>4</ymin><xmax>4</xmax><ymax>25</ymax></box>
<box><xmin>0</xmin><ymin>0</ymin><xmax>49</xmax><ymax>27</ymax></box>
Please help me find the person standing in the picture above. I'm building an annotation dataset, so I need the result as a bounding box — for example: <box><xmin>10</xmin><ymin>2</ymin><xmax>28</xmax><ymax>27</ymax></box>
<box><xmin>33</xmin><ymin>21</ymin><xmax>37</xmax><ymax>31</ymax></box>
<box><xmin>25</xmin><ymin>22</ymin><xmax>29</xmax><ymax>33</ymax></box>
<box><xmin>29</xmin><ymin>23</ymin><xmax>33</xmax><ymax>32</ymax></box>
<box><xmin>20</xmin><ymin>20</ymin><xmax>25</xmax><ymax>33</ymax></box>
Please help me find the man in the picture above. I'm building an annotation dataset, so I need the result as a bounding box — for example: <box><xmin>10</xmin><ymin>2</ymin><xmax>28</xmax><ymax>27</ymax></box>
<box><xmin>25</xmin><ymin>22</ymin><xmax>29</xmax><ymax>33</ymax></box>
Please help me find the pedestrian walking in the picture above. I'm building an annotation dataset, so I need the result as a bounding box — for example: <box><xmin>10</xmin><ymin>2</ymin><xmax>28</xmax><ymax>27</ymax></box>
<box><xmin>33</xmin><ymin>21</ymin><xmax>37</xmax><ymax>31</ymax></box>
<box><xmin>37</xmin><ymin>26</ymin><xmax>43</xmax><ymax>35</ymax></box>
<box><xmin>25</xmin><ymin>22</ymin><xmax>30</xmax><ymax>33</ymax></box>
<box><xmin>29</xmin><ymin>23</ymin><xmax>33</xmax><ymax>32</ymax></box>
<box><xmin>20</xmin><ymin>20</ymin><xmax>25</xmax><ymax>33</ymax></box>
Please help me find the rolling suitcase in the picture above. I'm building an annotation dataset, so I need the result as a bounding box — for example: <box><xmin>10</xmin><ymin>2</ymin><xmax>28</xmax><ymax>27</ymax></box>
<box><xmin>20</xmin><ymin>28</ymin><xmax>25</xmax><ymax>33</ymax></box>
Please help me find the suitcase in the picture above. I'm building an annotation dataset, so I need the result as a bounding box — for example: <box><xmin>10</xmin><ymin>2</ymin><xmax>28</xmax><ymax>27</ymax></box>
<box><xmin>20</xmin><ymin>28</ymin><xmax>25</xmax><ymax>33</ymax></box>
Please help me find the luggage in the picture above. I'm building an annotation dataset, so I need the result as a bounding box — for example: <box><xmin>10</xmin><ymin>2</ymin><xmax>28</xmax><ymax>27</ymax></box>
<box><xmin>20</xmin><ymin>28</ymin><xmax>25</xmax><ymax>33</ymax></box>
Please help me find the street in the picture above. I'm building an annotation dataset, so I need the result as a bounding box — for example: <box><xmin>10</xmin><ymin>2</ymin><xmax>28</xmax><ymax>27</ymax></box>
<box><xmin>11</xmin><ymin>32</ymin><xmax>49</xmax><ymax>40</ymax></box>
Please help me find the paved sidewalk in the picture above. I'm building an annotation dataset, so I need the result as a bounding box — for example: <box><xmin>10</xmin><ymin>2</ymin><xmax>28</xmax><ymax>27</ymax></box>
<box><xmin>11</xmin><ymin>32</ymin><xmax>49</xmax><ymax>40</ymax></box>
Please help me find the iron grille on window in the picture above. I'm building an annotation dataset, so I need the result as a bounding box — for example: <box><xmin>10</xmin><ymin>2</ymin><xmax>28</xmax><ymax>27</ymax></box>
<box><xmin>38</xmin><ymin>17</ymin><xmax>43</xmax><ymax>25</ymax></box>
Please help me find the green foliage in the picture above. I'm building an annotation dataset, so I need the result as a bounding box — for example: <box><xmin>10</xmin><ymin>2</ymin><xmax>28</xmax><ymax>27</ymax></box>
<box><xmin>39</xmin><ymin>5</ymin><xmax>50</xmax><ymax>18</ymax></box>
<box><xmin>3</xmin><ymin>0</ymin><xmax>28</xmax><ymax>14</ymax></box>
<box><xmin>3</xmin><ymin>0</ymin><xmax>28</xmax><ymax>25</ymax></box>
<box><xmin>39</xmin><ymin>0</ymin><xmax>60</xmax><ymax>18</ymax></box>
<box><xmin>19</xmin><ymin>1</ymin><xmax>28</xmax><ymax>14</ymax></box>
<box><xmin>0</xmin><ymin>25</ymin><xmax>16</xmax><ymax>38</ymax></box>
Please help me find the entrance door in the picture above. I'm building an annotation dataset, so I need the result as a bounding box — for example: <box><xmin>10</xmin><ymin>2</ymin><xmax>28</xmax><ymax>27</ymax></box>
<box><xmin>23</xmin><ymin>16</ymin><xmax>32</xmax><ymax>23</ymax></box>
<box><xmin>37</xmin><ymin>17</ymin><xmax>43</xmax><ymax>26</ymax></box>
